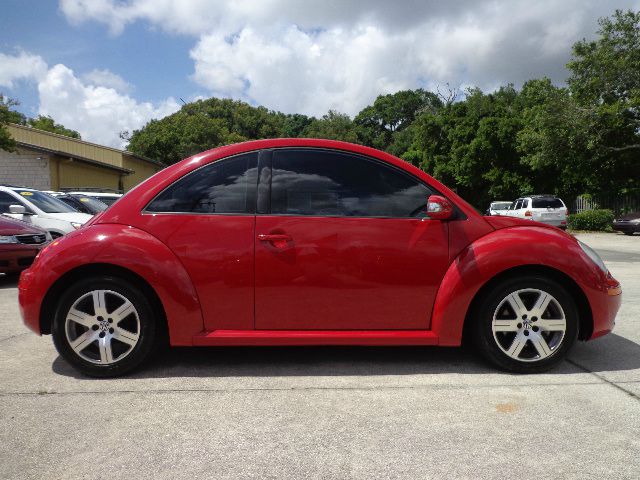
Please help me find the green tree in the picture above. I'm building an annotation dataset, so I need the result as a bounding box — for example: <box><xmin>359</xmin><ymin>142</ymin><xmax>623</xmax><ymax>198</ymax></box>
<box><xmin>516</xmin><ymin>78</ymin><xmax>591</xmax><ymax>203</ymax></box>
<box><xmin>0</xmin><ymin>95</ymin><xmax>25</xmax><ymax>152</ymax></box>
<box><xmin>354</xmin><ymin>89</ymin><xmax>442</xmax><ymax>152</ymax></box>
<box><xmin>127</xmin><ymin>98</ymin><xmax>296</xmax><ymax>164</ymax></box>
<box><xmin>127</xmin><ymin>111</ymin><xmax>229</xmax><ymax>165</ymax></box>
<box><xmin>27</xmin><ymin>115</ymin><xmax>81</xmax><ymax>139</ymax></box>
<box><xmin>565</xmin><ymin>9</ymin><xmax>640</xmax><ymax>196</ymax></box>
<box><xmin>301</xmin><ymin>110</ymin><xmax>359</xmax><ymax>143</ymax></box>
<box><xmin>410</xmin><ymin>86</ymin><xmax>531</xmax><ymax>207</ymax></box>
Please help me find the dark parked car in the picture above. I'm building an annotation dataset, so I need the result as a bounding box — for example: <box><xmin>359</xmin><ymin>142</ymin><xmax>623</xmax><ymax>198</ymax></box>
<box><xmin>0</xmin><ymin>215</ymin><xmax>51</xmax><ymax>275</ymax></box>
<box><xmin>56</xmin><ymin>194</ymin><xmax>109</xmax><ymax>215</ymax></box>
<box><xmin>612</xmin><ymin>212</ymin><xmax>640</xmax><ymax>235</ymax></box>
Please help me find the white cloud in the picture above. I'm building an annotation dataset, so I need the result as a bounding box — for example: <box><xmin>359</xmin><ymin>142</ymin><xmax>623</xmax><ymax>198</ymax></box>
<box><xmin>0</xmin><ymin>51</ymin><xmax>48</xmax><ymax>88</ymax></box>
<box><xmin>82</xmin><ymin>68</ymin><xmax>132</xmax><ymax>93</ymax></box>
<box><xmin>0</xmin><ymin>47</ymin><xmax>179</xmax><ymax>148</ymax></box>
<box><xmin>38</xmin><ymin>64</ymin><xmax>179</xmax><ymax>148</ymax></box>
<box><xmin>58</xmin><ymin>0</ymin><xmax>640</xmax><ymax>116</ymax></box>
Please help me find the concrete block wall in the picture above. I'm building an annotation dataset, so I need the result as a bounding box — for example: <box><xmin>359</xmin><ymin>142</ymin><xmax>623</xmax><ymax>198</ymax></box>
<box><xmin>0</xmin><ymin>147</ymin><xmax>51</xmax><ymax>190</ymax></box>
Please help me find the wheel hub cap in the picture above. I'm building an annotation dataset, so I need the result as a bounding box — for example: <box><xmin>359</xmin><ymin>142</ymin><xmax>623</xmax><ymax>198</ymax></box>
<box><xmin>491</xmin><ymin>288</ymin><xmax>567</xmax><ymax>363</ymax></box>
<box><xmin>65</xmin><ymin>289</ymin><xmax>141</xmax><ymax>365</ymax></box>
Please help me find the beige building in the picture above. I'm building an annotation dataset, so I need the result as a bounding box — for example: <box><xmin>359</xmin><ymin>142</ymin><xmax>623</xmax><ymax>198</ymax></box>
<box><xmin>0</xmin><ymin>124</ymin><xmax>164</xmax><ymax>192</ymax></box>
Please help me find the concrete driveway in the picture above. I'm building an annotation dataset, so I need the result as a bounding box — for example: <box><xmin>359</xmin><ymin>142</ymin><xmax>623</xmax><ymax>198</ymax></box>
<box><xmin>1</xmin><ymin>232</ymin><xmax>638</xmax><ymax>479</ymax></box>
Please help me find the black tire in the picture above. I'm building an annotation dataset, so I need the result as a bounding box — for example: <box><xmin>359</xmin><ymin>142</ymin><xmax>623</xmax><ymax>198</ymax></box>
<box><xmin>52</xmin><ymin>275</ymin><xmax>157</xmax><ymax>377</ymax></box>
<box><xmin>472</xmin><ymin>275</ymin><xmax>579</xmax><ymax>373</ymax></box>
<box><xmin>623</xmin><ymin>231</ymin><xmax>635</xmax><ymax>236</ymax></box>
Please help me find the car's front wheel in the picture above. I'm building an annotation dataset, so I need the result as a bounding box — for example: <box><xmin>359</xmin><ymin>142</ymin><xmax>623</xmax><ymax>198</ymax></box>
<box><xmin>473</xmin><ymin>275</ymin><xmax>579</xmax><ymax>373</ymax></box>
<box><xmin>52</xmin><ymin>276</ymin><xmax>157</xmax><ymax>377</ymax></box>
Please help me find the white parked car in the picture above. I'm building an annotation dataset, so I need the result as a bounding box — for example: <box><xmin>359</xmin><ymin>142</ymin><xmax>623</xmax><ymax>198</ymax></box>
<box><xmin>506</xmin><ymin>195</ymin><xmax>568</xmax><ymax>229</ymax></box>
<box><xmin>0</xmin><ymin>186</ymin><xmax>93</xmax><ymax>238</ymax></box>
<box><xmin>486</xmin><ymin>201</ymin><xmax>512</xmax><ymax>216</ymax></box>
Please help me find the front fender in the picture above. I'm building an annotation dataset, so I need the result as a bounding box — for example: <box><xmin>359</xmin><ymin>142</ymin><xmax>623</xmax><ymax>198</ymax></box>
<box><xmin>430</xmin><ymin>226</ymin><xmax>607</xmax><ymax>346</ymax></box>
<box><xmin>23</xmin><ymin>224</ymin><xmax>203</xmax><ymax>345</ymax></box>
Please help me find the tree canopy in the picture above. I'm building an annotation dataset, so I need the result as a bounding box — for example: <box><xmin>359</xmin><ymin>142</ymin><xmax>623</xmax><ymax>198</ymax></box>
<box><xmin>26</xmin><ymin>115</ymin><xmax>81</xmax><ymax>139</ymax></box>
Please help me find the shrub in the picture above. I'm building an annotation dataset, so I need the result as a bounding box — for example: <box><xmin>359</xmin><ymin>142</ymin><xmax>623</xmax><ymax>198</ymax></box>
<box><xmin>568</xmin><ymin>209</ymin><xmax>614</xmax><ymax>231</ymax></box>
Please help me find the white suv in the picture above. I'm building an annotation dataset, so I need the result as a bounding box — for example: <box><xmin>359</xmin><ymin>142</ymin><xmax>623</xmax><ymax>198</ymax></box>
<box><xmin>506</xmin><ymin>195</ymin><xmax>568</xmax><ymax>229</ymax></box>
<box><xmin>0</xmin><ymin>186</ymin><xmax>93</xmax><ymax>238</ymax></box>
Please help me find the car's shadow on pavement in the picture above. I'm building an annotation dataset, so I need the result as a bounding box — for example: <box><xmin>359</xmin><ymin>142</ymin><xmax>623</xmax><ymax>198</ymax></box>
<box><xmin>0</xmin><ymin>275</ymin><xmax>19</xmax><ymax>289</ymax></box>
<box><xmin>51</xmin><ymin>332</ymin><xmax>640</xmax><ymax>379</ymax></box>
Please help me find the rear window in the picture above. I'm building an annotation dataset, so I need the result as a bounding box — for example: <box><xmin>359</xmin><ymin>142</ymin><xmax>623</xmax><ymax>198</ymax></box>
<box><xmin>532</xmin><ymin>198</ymin><xmax>564</xmax><ymax>209</ymax></box>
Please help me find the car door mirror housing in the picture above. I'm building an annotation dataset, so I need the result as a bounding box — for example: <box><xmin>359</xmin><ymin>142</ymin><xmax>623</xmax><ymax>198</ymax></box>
<box><xmin>9</xmin><ymin>204</ymin><xmax>26</xmax><ymax>214</ymax></box>
<box><xmin>427</xmin><ymin>195</ymin><xmax>454</xmax><ymax>220</ymax></box>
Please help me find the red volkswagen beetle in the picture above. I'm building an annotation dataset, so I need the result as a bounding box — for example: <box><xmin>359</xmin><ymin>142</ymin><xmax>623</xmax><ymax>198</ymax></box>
<box><xmin>18</xmin><ymin>139</ymin><xmax>621</xmax><ymax>377</ymax></box>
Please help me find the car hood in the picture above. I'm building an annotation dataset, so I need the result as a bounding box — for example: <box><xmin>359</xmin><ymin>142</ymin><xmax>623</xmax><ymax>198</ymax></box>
<box><xmin>44</xmin><ymin>212</ymin><xmax>93</xmax><ymax>224</ymax></box>
<box><xmin>484</xmin><ymin>215</ymin><xmax>566</xmax><ymax>233</ymax></box>
<box><xmin>0</xmin><ymin>214</ymin><xmax>47</xmax><ymax>235</ymax></box>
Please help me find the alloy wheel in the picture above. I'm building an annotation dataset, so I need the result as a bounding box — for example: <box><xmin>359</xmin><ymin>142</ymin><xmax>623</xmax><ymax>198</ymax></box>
<box><xmin>491</xmin><ymin>288</ymin><xmax>567</xmax><ymax>363</ymax></box>
<box><xmin>64</xmin><ymin>289</ymin><xmax>141</xmax><ymax>365</ymax></box>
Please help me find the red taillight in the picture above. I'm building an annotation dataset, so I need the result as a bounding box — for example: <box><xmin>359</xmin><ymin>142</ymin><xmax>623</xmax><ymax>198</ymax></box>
<box><xmin>524</xmin><ymin>210</ymin><xmax>533</xmax><ymax>217</ymax></box>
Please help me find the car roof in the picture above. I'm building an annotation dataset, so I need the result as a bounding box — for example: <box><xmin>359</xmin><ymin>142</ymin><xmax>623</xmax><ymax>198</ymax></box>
<box><xmin>66</xmin><ymin>191</ymin><xmax>122</xmax><ymax>196</ymax></box>
<box><xmin>0</xmin><ymin>185</ymin><xmax>37</xmax><ymax>191</ymax></box>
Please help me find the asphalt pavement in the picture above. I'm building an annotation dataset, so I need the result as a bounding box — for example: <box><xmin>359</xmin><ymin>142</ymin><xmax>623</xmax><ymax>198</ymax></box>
<box><xmin>0</xmin><ymin>232</ymin><xmax>638</xmax><ymax>479</ymax></box>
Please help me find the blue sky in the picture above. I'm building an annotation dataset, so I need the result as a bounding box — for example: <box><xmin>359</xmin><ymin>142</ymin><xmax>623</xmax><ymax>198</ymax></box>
<box><xmin>1</xmin><ymin>0</ymin><xmax>637</xmax><ymax>147</ymax></box>
<box><xmin>1</xmin><ymin>0</ymin><xmax>195</xmax><ymax>116</ymax></box>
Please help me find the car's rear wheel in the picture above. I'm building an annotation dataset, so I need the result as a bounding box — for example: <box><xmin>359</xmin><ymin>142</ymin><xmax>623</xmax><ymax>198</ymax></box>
<box><xmin>52</xmin><ymin>276</ymin><xmax>156</xmax><ymax>377</ymax></box>
<box><xmin>473</xmin><ymin>276</ymin><xmax>578</xmax><ymax>373</ymax></box>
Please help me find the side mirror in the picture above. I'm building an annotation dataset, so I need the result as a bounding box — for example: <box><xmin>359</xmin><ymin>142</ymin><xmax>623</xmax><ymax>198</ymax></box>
<box><xmin>9</xmin><ymin>204</ymin><xmax>26</xmax><ymax>215</ymax></box>
<box><xmin>427</xmin><ymin>195</ymin><xmax>454</xmax><ymax>220</ymax></box>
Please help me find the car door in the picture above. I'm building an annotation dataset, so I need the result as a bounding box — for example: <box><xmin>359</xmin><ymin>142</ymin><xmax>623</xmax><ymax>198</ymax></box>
<box><xmin>142</xmin><ymin>151</ymin><xmax>259</xmax><ymax>331</ymax></box>
<box><xmin>254</xmin><ymin>148</ymin><xmax>450</xmax><ymax>330</ymax></box>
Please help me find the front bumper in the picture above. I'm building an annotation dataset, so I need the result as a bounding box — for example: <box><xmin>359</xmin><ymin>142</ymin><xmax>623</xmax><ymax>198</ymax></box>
<box><xmin>587</xmin><ymin>273</ymin><xmax>622</xmax><ymax>340</ymax></box>
<box><xmin>0</xmin><ymin>246</ymin><xmax>42</xmax><ymax>273</ymax></box>
<box><xmin>18</xmin><ymin>267</ymin><xmax>45</xmax><ymax>335</ymax></box>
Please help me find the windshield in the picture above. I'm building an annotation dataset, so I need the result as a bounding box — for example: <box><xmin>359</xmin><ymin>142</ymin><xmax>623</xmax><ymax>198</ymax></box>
<box><xmin>491</xmin><ymin>202</ymin><xmax>511</xmax><ymax>210</ymax></box>
<box><xmin>15</xmin><ymin>190</ymin><xmax>77</xmax><ymax>213</ymax></box>
<box><xmin>75</xmin><ymin>196</ymin><xmax>108</xmax><ymax>213</ymax></box>
<box><xmin>532</xmin><ymin>198</ymin><xmax>564</xmax><ymax>209</ymax></box>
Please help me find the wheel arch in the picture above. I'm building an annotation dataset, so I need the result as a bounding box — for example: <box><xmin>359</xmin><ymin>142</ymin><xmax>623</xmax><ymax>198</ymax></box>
<box><xmin>39</xmin><ymin>263</ymin><xmax>167</xmax><ymax>341</ymax></box>
<box><xmin>462</xmin><ymin>265</ymin><xmax>593</xmax><ymax>343</ymax></box>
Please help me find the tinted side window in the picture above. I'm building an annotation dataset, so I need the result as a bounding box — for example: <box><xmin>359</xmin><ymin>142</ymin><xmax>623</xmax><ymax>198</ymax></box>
<box><xmin>271</xmin><ymin>149</ymin><xmax>432</xmax><ymax>218</ymax></box>
<box><xmin>0</xmin><ymin>192</ymin><xmax>20</xmax><ymax>213</ymax></box>
<box><xmin>147</xmin><ymin>152</ymin><xmax>258</xmax><ymax>214</ymax></box>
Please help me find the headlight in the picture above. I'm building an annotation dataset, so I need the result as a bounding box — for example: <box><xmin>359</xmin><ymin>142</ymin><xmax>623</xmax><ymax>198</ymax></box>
<box><xmin>71</xmin><ymin>222</ymin><xmax>83</xmax><ymax>230</ymax></box>
<box><xmin>0</xmin><ymin>235</ymin><xmax>18</xmax><ymax>244</ymax></box>
<box><xmin>578</xmin><ymin>240</ymin><xmax>608</xmax><ymax>273</ymax></box>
